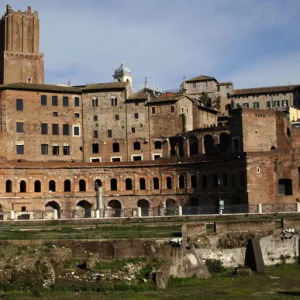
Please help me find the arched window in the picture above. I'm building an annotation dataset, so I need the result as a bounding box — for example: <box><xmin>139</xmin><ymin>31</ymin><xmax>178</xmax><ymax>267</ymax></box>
<box><xmin>166</xmin><ymin>177</ymin><xmax>172</xmax><ymax>189</ymax></box>
<box><xmin>140</xmin><ymin>178</ymin><xmax>146</xmax><ymax>190</ymax></box>
<box><xmin>49</xmin><ymin>180</ymin><xmax>56</xmax><ymax>192</ymax></box>
<box><xmin>134</xmin><ymin>113</ymin><xmax>139</xmax><ymax>119</ymax></box>
<box><xmin>189</xmin><ymin>136</ymin><xmax>198</xmax><ymax>156</ymax></box>
<box><xmin>20</xmin><ymin>180</ymin><xmax>26</xmax><ymax>193</ymax></box>
<box><xmin>34</xmin><ymin>180</ymin><xmax>41</xmax><ymax>192</ymax></box>
<box><xmin>92</xmin><ymin>96</ymin><xmax>98</xmax><ymax>107</ymax></box>
<box><xmin>64</xmin><ymin>180</ymin><xmax>71</xmax><ymax>192</ymax></box>
<box><xmin>153</xmin><ymin>177</ymin><xmax>159</xmax><ymax>190</ymax></box>
<box><xmin>111</xmin><ymin>178</ymin><xmax>117</xmax><ymax>191</ymax></box>
<box><xmin>154</xmin><ymin>141</ymin><xmax>162</xmax><ymax>149</ymax></box>
<box><xmin>222</xmin><ymin>174</ymin><xmax>228</xmax><ymax>187</ymax></box>
<box><xmin>125</xmin><ymin>178</ymin><xmax>132</xmax><ymax>190</ymax></box>
<box><xmin>204</xmin><ymin>135</ymin><xmax>214</xmax><ymax>155</ymax></box>
<box><xmin>134</xmin><ymin>142</ymin><xmax>141</xmax><ymax>150</ymax></box>
<box><xmin>212</xmin><ymin>174</ymin><xmax>219</xmax><ymax>187</ymax></box>
<box><xmin>111</xmin><ymin>95</ymin><xmax>117</xmax><ymax>106</ymax></box>
<box><xmin>6</xmin><ymin>180</ymin><xmax>12</xmax><ymax>193</ymax></box>
<box><xmin>95</xmin><ymin>179</ymin><xmax>102</xmax><ymax>191</ymax></box>
<box><xmin>191</xmin><ymin>175</ymin><xmax>197</xmax><ymax>188</ymax></box>
<box><xmin>179</xmin><ymin>175</ymin><xmax>185</xmax><ymax>189</ymax></box>
<box><xmin>231</xmin><ymin>173</ymin><xmax>236</xmax><ymax>186</ymax></box>
<box><xmin>113</xmin><ymin>143</ymin><xmax>120</xmax><ymax>152</ymax></box>
<box><xmin>79</xmin><ymin>179</ymin><xmax>86</xmax><ymax>192</ymax></box>
<box><xmin>202</xmin><ymin>175</ymin><xmax>208</xmax><ymax>188</ymax></box>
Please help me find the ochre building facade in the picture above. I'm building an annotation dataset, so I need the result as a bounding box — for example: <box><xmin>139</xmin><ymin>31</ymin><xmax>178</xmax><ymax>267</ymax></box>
<box><xmin>0</xmin><ymin>5</ymin><xmax>298</xmax><ymax>219</ymax></box>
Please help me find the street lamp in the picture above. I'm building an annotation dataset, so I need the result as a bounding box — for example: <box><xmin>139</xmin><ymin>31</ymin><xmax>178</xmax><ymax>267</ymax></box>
<box><xmin>218</xmin><ymin>178</ymin><xmax>224</xmax><ymax>214</ymax></box>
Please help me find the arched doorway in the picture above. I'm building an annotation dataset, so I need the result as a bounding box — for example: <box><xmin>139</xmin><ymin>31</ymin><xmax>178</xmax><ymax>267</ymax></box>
<box><xmin>137</xmin><ymin>199</ymin><xmax>150</xmax><ymax>216</ymax></box>
<box><xmin>76</xmin><ymin>200</ymin><xmax>92</xmax><ymax>218</ymax></box>
<box><xmin>45</xmin><ymin>201</ymin><xmax>61</xmax><ymax>219</ymax></box>
<box><xmin>183</xmin><ymin>197</ymin><xmax>200</xmax><ymax>215</ymax></box>
<box><xmin>165</xmin><ymin>199</ymin><xmax>177</xmax><ymax>216</ymax></box>
<box><xmin>189</xmin><ymin>136</ymin><xmax>198</xmax><ymax>156</ymax></box>
<box><xmin>107</xmin><ymin>200</ymin><xmax>122</xmax><ymax>217</ymax></box>
<box><xmin>204</xmin><ymin>135</ymin><xmax>214</xmax><ymax>154</ymax></box>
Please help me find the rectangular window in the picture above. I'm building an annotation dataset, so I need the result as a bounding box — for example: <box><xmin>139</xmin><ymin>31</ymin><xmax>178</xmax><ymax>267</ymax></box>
<box><xmin>41</xmin><ymin>144</ymin><xmax>48</xmax><ymax>155</ymax></box>
<box><xmin>94</xmin><ymin>130</ymin><xmax>98</xmax><ymax>138</ymax></box>
<box><xmin>63</xmin><ymin>96</ymin><xmax>69</xmax><ymax>107</ymax></box>
<box><xmin>52</xmin><ymin>145</ymin><xmax>59</xmax><ymax>156</ymax></box>
<box><xmin>63</xmin><ymin>145</ymin><xmax>70</xmax><ymax>155</ymax></box>
<box><xmin>115</xmin><ymin>115</ymin><xmax>119</xmax><ymax>121</ymax></box>
<box><xmin>193</xmin><ymin>82</ymin><xmax>196</xmax><ymax>88</ymax></box>
<box><xmin>93</xmin><ymin>115</ymin><xmax>98</xmax><ymax>121</ymax></box>
<box><xmin>73</xmin><ymin>126</ymin><xmax>80</xmax><ymax>136</ymax></box>
<box><xmin>16</xmin><ymin>122</ymin><xmax>24</xmax><ymax>133</ymax></box>
<box><xmin>74</xmin><ymin>97</ymin><xmax>80</xmax><ymax>107</ymax></box>
<box><xmin>63</xmin><ymin>124</ymin><xmax>69</xmax><ymax>136</ymax></box>
<box><xmin>274</xmin><ymin>100</ymin><xmax>280</xmax><ymax>107</ymax></box>
<box><xmin>16</xmin><ymin>99</ymin><xmax>23</xmax><ymax>111</ymax></box>
<box><xmin>92</xmin><ymin>143</ymin><xmax>99</xmax><ymax>153</ymax></box>
<box><xmin>41</xmin><ymin>95</ymin><xmax>47</xmax><ymax>106</ymax></box>
<box><xmin>41</xmin><ymin>123</ymin><xmax>48</xmax><ymax>135</ymax></box>
<box><xmin>282</xmin><ymin>100</ymin><xmax>289</xmax><ymax>107</ymax></box>
<box><xmin>52</xmin><ymin>96</ymin><xmax>58</xmax><ymax>106</ymax></box>
<box><xmin>243</xmin><ymin>103</ymin><xmax>249</xmax><ymax>108</ymax></box>
<box><xmin>253</xmin><ymin>102</ymin><xmax>259</xmax><ymax>109</ymax></box>
<box><xmin>53</xmin><ymin>112</ymin><xmax>58</xmax><ymax>117</ymax></box>
<box><xmin>133</xmin><ymin>155</ymin><xmax>142</xmax><ymax>161</ymax></box>
<box><xmin>266</xmin><ymin>101</ymin><xmax>271</xmax><ymax>108</ymax></box>
<box><xmin>16</xmin><ymin>144</ymin><xmax>24</xmax><ymax>155</ymax></box>
<box><xmin>131</xmin><ymin>127</ymin><xmax>136</xmax><ymax>133</ymax></box>
<box><xmin>107</xmin><ymin>130</ymin><xmax>112</xmax><ymax>138</ymax></box>
<box><xmin>74</xmin><ymin>113</ymin><xmax>80</xmax><ymax>118</ymax></box>
<box><xmin>152</xmin><ymin>107</ymin><xmax>156</xmax><ymax>114</ymax></box>
<box><xmin>52</xmin><ymin>124</ymin><xmax>59</xmax><ymax>135</ymax></box>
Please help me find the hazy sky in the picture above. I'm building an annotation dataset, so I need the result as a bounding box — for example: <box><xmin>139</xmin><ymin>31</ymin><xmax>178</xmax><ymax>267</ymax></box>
<box><xmin>3</xmin><ymin>0</ymin><xmax>300</xmax><ymax>90</ymax></box>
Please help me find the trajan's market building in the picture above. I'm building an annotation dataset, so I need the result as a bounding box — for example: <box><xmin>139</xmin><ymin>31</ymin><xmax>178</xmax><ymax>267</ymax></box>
<box><xmin>0</xmin><ymin>4</ymin><xmax>299</xmax><ymax>220</ymax></box>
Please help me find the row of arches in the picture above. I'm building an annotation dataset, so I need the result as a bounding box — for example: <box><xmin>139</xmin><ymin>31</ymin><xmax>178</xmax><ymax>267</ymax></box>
<box><xmin>170</xmin><ymin>132</ymin><xmax>236</xmax><ymax>157</ymax></box>
<box><xmin>3</xmin><ymin>171</ymin><xmax>246</xmax><ymax>194</ymax></box>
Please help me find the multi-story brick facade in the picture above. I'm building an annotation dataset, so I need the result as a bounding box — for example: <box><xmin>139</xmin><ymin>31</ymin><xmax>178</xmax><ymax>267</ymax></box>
<box><xmin>0</xmin><ymin>4</ymin><xmax>299</xmax><ymax>220</ymax></box>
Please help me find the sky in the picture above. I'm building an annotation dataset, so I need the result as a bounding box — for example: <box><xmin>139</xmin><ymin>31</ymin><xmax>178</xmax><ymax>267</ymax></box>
<box><xmin>3</xmin><ymin>0</ymin><xmax>300</xmax><ymax>90</ymax></box>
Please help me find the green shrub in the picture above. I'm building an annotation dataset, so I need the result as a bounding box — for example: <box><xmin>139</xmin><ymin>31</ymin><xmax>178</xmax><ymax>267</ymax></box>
<box><xmin>205</xmin><ymin>259</ymin><xmax>225</xmax><ymax>273</ymax></box>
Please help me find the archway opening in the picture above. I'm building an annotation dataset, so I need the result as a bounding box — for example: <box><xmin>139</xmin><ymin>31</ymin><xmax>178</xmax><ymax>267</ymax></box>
<box><xmin>153</xmin><ymin>177</ymin><xmax>159</xmax><ymax>190</ymax></box>
<box><xmin>189</xmin><ymin>136</ymin><xmax>198</xmax><ymax>156</ymax></box>
<box><xmin>6</xmin><ymin>180</ymin><xmax>12</xmax><ymax>193</ymax></box>
<box><xmin>45</xmin><ymin>201</ymin><xmax>61</xmax><ymax>219</ymax></box>
<box><xmin>220</xmin><ymin>132</ymin><xmax>230</xmax><ymax>154</ymax></box>
<box><xmin>76</xmin><ymin>200</ymin><xmax>92</xmax><ymax>218</ymax></box>
<box><xmin>166</xmin><ymin>177</ymin><xmax>172</xmax><ymax>189</ymax></box>
<box><xmin>139</xmin><ymin>178</ymin><xmax>146</xmax><ymax>190</ymax></box>
<box><xmin>204</xmin><ymin>135</ymin><xmax>214</xmax><ymax>155</ymax></box>
<box><xmin>137</xmin><ymin>199</ymin><xmax>150</xmax><ymax>216</ymax></box>
<box><xmin>111</xmin><ymin>179</ymin><xmax>118</xmax><ymax>191</ymax></box>
<box><xmin>107</xmin><ymin>200</ymin><xmax>122</xmax><ymax>217</ymax></box>
<box><xmin>183</xmin><ymin>197</ymin><xmax>200</xmax><ymax>215</ymax></box>
<box><xmin>165</xmin><ymin>199</ymin><xmax>177</xmax><ymax>216</ymax></box>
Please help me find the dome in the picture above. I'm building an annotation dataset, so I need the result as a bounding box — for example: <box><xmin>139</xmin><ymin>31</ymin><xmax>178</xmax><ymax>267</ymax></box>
<box><xmin>114</xmin><ymin>60</ymin><xmax>131</xmax><ymax>75</ymax></box>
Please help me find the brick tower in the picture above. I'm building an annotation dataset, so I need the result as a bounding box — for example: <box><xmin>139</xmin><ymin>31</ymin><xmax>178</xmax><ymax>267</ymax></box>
<box><xmin>0</xmin><ymin>5</ymin><xmax>44</xmax><ymax>84</ymax></box>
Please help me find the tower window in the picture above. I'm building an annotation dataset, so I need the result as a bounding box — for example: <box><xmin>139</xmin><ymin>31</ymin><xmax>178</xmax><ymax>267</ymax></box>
<box><xmin>92</xmin><ymin>143</ymin><xmax>99</xmax><ymax>153</ymax></box>
<box><xmin>152</xmin><ymin>107</ymin><xmax>156</xmax><ymax>114</ymax></box>
<box><xmin>111</xmin><ymin>96</ymin><xmax>118</xmax><ymax>106</ymax></box>
<box><xmin>41</xmin><ymin>123</ymin><xmax>48</xmax><ymax>134</ymax></box>
<box><xmin>16</xmin><ymin>122</ymin><xmax>24</xmax><ymax>133</ymax></box>
<box><xmin>63</xmin><ymin>124</ymin><xmax>69</xmax><ymax>136</ymax></box>
<box><xmin>74</xmin><ymin>97</ymin><xmax>80</xmax><ymax>107</ymax></box>
<box><xmin>92</xmin><ymin>97</ymin><xmax>98</xmax><ymax>107</ymax></box>
<box><xmin>134</xmin><ymin>113</ymin><xmax>139</xmax><ymax>119</ymax></box>
<box><xmin>115</xmin><ymin>115</ymin><xmax>119</xmax><ymax>121</ymax></box>
<box><xmin>107</xmin><ymin>130</ymin><xmax>112</xmax><ymax>138</ymax></box>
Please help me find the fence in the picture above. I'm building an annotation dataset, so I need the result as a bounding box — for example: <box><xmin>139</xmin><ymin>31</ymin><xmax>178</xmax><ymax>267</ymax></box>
<box><xmin>0</xmin><ymin>203</ymin><xmax>299</xmax><ymax>221</ymax></box>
